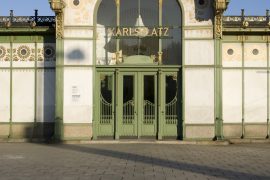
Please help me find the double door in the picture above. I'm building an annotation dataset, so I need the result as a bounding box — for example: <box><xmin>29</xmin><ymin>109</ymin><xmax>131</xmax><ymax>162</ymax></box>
<box><xmin>95</xmin><ymin>69</ymin><xmax>180</xmax><ymax>139</ymax></box>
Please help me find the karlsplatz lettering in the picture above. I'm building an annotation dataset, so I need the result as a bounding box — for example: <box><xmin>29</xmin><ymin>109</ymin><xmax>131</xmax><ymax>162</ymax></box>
<box><xmin>108</xmin><ymin>27</ymin><xmax>169</xmax><ymax>37</ymax></box>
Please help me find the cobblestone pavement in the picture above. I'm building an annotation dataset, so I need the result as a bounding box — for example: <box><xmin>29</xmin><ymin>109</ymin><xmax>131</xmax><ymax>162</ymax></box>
<box><xmin>0</xmin><ymin>143</ymin><xmax>270</xmax><ymax>180</ymax></box>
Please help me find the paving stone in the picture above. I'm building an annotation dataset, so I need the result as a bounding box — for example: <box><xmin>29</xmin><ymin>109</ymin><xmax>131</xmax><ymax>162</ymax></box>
<box><xmin>0</xmin><ymin>143</ymin><xmax>270</xmax><ymax>180</ymax></box>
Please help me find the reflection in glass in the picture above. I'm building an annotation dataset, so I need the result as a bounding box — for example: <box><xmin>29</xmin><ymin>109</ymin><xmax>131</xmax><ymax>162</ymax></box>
<box><xmin>96</xmin><ymin>0</ymin><xmax>182</xmax><ymax>65</ymax></box>
<box><xmin>144</xmin><ymin>75</ymin><xmax>155</xmax><ymax>124</ymax></box>
<box><xmin>123</xmin><ymin>76</ymin><xmax>134</xmax><ymax>124</ymax></box>
<box><xmin>165</xmin><ymin>75</ymin><xmax>178</xmax><ymax>124</ymax></box>
<box><xmin>162</xmin><ymin>0</ymin><xmax>182</xmax><ymax>65</ymax></box>
<box><xmin>97</xmin><ymin>0</ymin><xmax>117</xmax><ymax>65</ymax></box>
<box><xmin>100</xmin><ymin>75</ymin><xmax>113</xmax><ymax>124</ymax></box>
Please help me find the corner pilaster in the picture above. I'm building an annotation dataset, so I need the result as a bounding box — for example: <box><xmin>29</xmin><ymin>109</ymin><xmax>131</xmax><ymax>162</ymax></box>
<box><xmin>213</xmin><ymin>0</ymin><xmax>229</xmax><ymax>140</ymax></box>
<box><xmin>49</xmin><ymin>0</ymin><xmax>65</xmax><ymax>141</ymax></box>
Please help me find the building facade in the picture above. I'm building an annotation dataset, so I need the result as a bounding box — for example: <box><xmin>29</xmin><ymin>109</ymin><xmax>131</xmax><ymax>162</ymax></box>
<box><xmin>0</xmin><ymin>0</ymin><xmax>269</xmax><ymax>141</ymax></box>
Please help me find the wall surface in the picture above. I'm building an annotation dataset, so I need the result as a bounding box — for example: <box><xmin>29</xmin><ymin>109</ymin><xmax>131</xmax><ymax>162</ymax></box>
<box><xmin>222</xmin><ymin>37</ymin><xmax>270</xmax><ymax>138</ymax></box>
<box><xmin>0</xmin><ymin>36</ymin><xmax>56</xmax><ymax>139</ymax></box>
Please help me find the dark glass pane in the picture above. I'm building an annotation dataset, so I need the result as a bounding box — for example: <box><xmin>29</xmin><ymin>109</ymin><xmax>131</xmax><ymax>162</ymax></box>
<box><xmin>123</xmin><ymin>76</ymin><xmax>134</xmax><ymax>103</ymax></box>
<box><xmin>140</xmin><ymin>0</ymin><xmax>158</xmax><ymax>26</ymax></box>
<box><xmin>162</xmin><ymin>28</ymin><xmax>181</xmax><ymax>65</ymax></box>
<box><xmin>166</xmin><ymin>75</ymin><xmax>177</xmax><ymax>103</ymax></box>
<box><xmin>144</xmin><ymin>75</ymin><xmax>155</xmax><ymax>103</ymax></box>
<box><xmin>120</xmin><ymin>0</ymin><xmax>159</xmax><ymax>57</ymax></box>
<box><xmin>120</xmin><ymin>0</ymin><xmax>138</xmax><ymax>26</ymax></box>
<box><xmin>97</xmin><ymin>0</ymin><xmax>117</xmax><ymax>64</ymax></box>
<box><xmin>162</xmin><ymin>0</ymin><xmax>182</xmax><ymax>65</ymax></box>
<box><xmin>162</xmin><ymin>0</ymin><xmax>182</xmax><ymax>26</ymax></box>
<box><xmin>100</xmin><ymin>75</ymin><xmax>113</xmax><ymax>103</ymax></box>
<box><xmin>97</xmin><ymin>0</ymin><xmax>116</xmax><ymax>26</ymax></box>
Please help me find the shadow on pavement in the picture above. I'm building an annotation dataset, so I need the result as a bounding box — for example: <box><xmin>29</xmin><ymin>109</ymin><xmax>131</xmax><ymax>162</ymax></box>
<box><xmin>48</xmin><ymin>144</ymin><xmax>269</xmax><ymax>179</ymax></box>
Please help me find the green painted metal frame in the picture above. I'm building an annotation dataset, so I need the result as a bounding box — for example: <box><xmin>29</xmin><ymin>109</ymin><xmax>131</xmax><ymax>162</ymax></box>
<box><xmin>0</xmin><ymin>32</ymin><xmax>55</xmax><ymax>139</ymax></box>
<box><xmin>92</xmin><ymin>0</ymin><xmax>185</xmax><ymax>140</ymax></box>
<box><xmin>95</xmin><ymin>67</ymin><xmax>179</xmax><ymax>139</ymax></box>
<box><xmin>54</xmin><ymin>36</ymin><xmax>64</xmax><ymax>140</ymax></box>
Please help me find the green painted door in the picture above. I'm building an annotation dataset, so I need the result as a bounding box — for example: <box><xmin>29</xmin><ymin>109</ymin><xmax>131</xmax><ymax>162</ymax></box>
<box><xmin>118</xmin><ymin>72</ymin><xmax>138</xmax><ymax>138</ymax></box>
<box><xmin>96</xmin><ymin>72</ymin><xmax>115</xmax><ymax>137</ymax></box>
<box><xmin>117</xmin><ymin>71</ymin><xmax>158</xmax><ymax>138</ymax></box>
<box><xmin>95</xmin><ymin>68</ymin><xmax>181</xmax><ymax>139</ymax></box>
<box><xmin>163</xmin><ymin>72</ymin><xmax>180</xmax><ymax>138</ymax></box>
<box><xmin>140</xmin><ymin>72</ymin><xmax>158</xmax><ymax>137</ymax></box>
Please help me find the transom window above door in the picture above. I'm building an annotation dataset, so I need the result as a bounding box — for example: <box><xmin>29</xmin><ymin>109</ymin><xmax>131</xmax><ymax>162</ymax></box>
<box><xmin>96</xmin><ymin>0</ymin><xmax>182</xmax><ymax>65</ymax></box>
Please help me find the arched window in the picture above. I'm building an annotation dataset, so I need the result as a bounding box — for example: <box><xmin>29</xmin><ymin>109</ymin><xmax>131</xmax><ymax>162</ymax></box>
<box><xmin>96</xmin><ymin>0</ymin><xmax>182</xmax><ymax>65</ymax></box>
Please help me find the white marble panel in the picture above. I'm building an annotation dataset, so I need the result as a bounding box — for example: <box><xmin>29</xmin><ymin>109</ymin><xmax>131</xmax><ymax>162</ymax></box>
<box><xmin>64</xmin><ymin>40</ymin><xmax>93</xmax><ymax>65</ymax></box>
<box><xmin>222</xmin><ymin>70</ymin><xmax>242</xmax><ymax>123</ymax></box>
<box><xmin>244</xmin><ymin>43</ymin><xmax>267</xmax><ymax>67</ymax></box>
<box><xmin>64</xmin><ymin>0</ymin><xmax>95</xmax><ymax>26</ymax></box>
<box><xmin>222</xmin><ymin>43</ymin><xmax>242</xmax><ymax>67</ymax></box>
<box><xmin>244</xmin><ymin>70</ymin><xmax>267</xmax><ymax>123</ymax></box>
<box><xmin>36</xmin><ymin>69</ymin><xmax>55</xmax><ymax>123</ymax></box>
<box><xmin>184</xmin><ymin>28</ymin><xmax>213</xmax><ymax>39</ymax></box>
<box><xmin>12</xmin><ymin>70</ymin><xmax>35</xmax><ymax>122</ymax></box>
<box><xmin>185</xmin><ymin>40</ymin><xmax>214</xmax><ymax>65</ymax></box>
<box><xmin>63</xmin><ymin>68</ymin><xmax>93</xmax><ymax>123</ymax></box>
<box><xmin>0</xmin><ymin>70</ymin><xmax>10</xmax><ymax>122</ymax></box>
<box><xmin>64</xmin><ymin>28</ymin><xmax>93</xmax><ymax>38</ymax></box>
<box><xmin>0</xmin><ymin>43</ymin><xmax>11</xmax><ymax>68</ymax></box>
<box><xmin>185</xmin><ymin>68</ymin><xmax>214</xmax><ymax>124</ymax></box>
<box><xmin>12</xmin><ymin>43</ymin><xmax>35</xmax><ymax>68</ymax></box>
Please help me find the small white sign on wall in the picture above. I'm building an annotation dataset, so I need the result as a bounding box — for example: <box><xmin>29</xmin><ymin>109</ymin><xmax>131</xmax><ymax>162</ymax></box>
<box><xmin>72</xmin><ymin>85</ymin><xmax>81</xmax><ymax>103</ymax></box>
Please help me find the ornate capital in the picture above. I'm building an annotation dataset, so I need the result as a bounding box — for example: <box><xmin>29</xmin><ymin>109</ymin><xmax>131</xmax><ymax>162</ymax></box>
<box><xmin>49</xmin><ymin>0</ymin><xmax>66</xmax><ymax>13</ymax></box>
<box><xmin>214</xmin><ymin>0</ymin><xmax>229</xmax><ymax>14</ymax></box>
<box><xmin>214</xmin><ymin>0</ymin><xmax>230</xmax><ymax>39</ymax></box>
<box><xmin>49</xmin><ymin>0</ymin><xmax>65</xmax><ymax>39</ymax></box>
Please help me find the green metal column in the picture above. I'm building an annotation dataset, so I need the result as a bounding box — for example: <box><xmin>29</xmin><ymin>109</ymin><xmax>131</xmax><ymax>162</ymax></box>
<box><xmin>8</xmin><ymin>36</ymin><xmax>13</xmax><ymax>138</ymax></box>
<box><xmin>158</xmin><ymin>69</ymin><xmax>164</xmax><ymax>140</ymax></box>
<box><xmin>214</xmin><ymin>9</ymin><xmax>224</xmax><ymax>140</ymax></box>
<box><xmin>115</xmin><ymin>69</ymin><xmax>120</xmax><ymax>140</ymax></box>
<box><xmin>241</xmin><ymin>38</ymin><xmax>245</xmax><ymax>139</ymax></box>
<box><xmin>267</xmin><ymin>39</ymin><xmax>269</xmax><ymax>139</ymax></box>
<box><xmin>93</xmin><ymin>71</ymin><xmax>99</xmax><ymax>140</ymax></box>
<box><xmin>54</xmin><ymin>13</ymin><xmax>64</xmax><ymax>141</ymax></box>
<box><xmin>214</xmin><ymin>38</ymin><xmax>223</xmax><ymax>140</ymax></box>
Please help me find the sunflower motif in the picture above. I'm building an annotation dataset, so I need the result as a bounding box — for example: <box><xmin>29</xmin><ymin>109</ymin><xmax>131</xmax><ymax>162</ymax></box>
<box><xmin>17</xmin><ymin>45</ymin><xmax>31</xmax><ymax>60</ymax></box>
<box><xmin>44</xmin><ymin>45</ymin><xmax>55</xmax><ymax>59</ymax></box>
<box><xmin>0</xmin><ymin>46</ymin><xmax>6</xmax><ymax>59</ymax></box>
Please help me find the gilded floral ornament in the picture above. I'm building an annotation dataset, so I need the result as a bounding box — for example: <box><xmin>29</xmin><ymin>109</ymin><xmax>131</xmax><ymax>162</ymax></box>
<box><xmin>0</xmin><ymin>46</ymin><xmax>6</xmax><ymax>59</ymax></box>
<box><xmin>17</xmin><ymin>45</ymin><xmax>31</xmax><ymax>60</ymax></box>
<box><xmin>242</xmin><ymin>21</ymin><xmax>249</xmax><ymax>28</ymax></box>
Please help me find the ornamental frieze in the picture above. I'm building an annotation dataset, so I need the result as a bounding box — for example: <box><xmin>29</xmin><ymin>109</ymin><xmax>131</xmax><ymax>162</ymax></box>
<box><xmin>0</xmin><ymin>44</ymin><xmax>56</xmax><ymax>62</ymax></box>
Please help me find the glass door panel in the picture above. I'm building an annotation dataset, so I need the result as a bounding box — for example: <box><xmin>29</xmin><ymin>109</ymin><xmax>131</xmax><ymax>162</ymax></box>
<box><xmin>164</xmin><ymin>73</ymin><xmax>179</xmax><ymax>137</ymax></box>
<box><xmin>119</xmin><ymin>73</ymin><xmax>138</xmax><ymax>137</ymax></box>
<box><xmin>141</xmin><ymin>74</ymin><xmax>157</xmax><ymax>137</ymax></box>
<box><xmin>98</xmin><ymin>73</ymin><xmax>115</xmax><ymax>137</ymax></box>
<box><xmin>123</xmin><ymin>75</ymin><xmax>135</xmax><ymax>124</ymax></box>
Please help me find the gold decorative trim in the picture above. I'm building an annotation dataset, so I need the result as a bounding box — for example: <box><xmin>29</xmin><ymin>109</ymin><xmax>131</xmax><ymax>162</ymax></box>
<box><xmin>49</xmin><ymin>0</ymin><xmax>66</xmax><ymax>39</ymax></box>
<box><xmin>214</xmin><ymin>0</ymin><xmax>229</xmax><ymax>39</ymax></box>
<box><xmin>56</xmin><ymin>12</ymin><xmax>64</xmax><ymax>39</ymax></box>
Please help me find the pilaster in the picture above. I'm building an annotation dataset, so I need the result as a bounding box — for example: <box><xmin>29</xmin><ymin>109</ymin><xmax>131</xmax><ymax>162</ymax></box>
<box><xmin>49</xmin><ymin>0</ymin><xmax>65</xmax><ymax>141</ymax></box>
<box><xmin>214</xmin><ymin>0</ymin><xmax>229</xmax><ymax>140</ymax></box>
